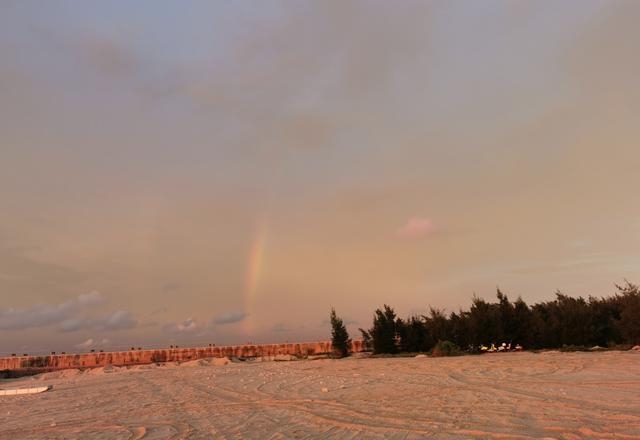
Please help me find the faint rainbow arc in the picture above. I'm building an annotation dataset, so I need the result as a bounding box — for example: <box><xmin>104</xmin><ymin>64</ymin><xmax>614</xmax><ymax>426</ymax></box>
<box><xmin>242</xmin><ymin>218</ymin><xmax>268</xmax><ymax>336</ymax></box>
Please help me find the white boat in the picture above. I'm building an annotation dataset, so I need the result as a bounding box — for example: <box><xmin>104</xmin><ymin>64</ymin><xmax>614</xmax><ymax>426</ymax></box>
<box><xmin>0</xmin><ymin>385</ymin><xmax>52</xmax><ymax>396</ymax></box>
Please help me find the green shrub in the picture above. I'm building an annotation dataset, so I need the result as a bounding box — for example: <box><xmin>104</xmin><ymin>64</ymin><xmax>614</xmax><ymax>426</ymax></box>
<box><xmin>330</xmin><ymin>308</ymin><xmax>351</xmax><ymax>358</ymax></box>
<box><xmin>431</xmin><ymin>340</ymin><xmax>461</xmax><ymax>357</ymax></box>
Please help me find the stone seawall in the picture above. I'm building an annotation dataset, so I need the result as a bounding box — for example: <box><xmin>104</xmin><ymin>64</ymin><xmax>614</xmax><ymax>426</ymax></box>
<box><xmin>0</xmin><ymin>340</ymin><xmax>364</xmax><ymax>377</ymax></box>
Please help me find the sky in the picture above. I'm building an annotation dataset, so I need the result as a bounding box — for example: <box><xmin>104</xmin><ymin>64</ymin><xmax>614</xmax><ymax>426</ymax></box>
<box><xmin>1</xmin><ymin>0</ymin><xmax>639</xmax><ymax>355</ymax></box>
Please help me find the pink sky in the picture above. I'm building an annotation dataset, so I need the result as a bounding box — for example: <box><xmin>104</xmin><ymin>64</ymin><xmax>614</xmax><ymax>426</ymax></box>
<box><xmin>1</xmin><ymin>1</ymin><xmax>639</xmax><ymax>354</ymax></box>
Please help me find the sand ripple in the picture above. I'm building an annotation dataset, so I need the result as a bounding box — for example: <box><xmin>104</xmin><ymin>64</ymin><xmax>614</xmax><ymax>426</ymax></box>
<box><xmin>1</xmin><ymin>352</ymin><xmax>639</xmax><ymax>439</ymax></box>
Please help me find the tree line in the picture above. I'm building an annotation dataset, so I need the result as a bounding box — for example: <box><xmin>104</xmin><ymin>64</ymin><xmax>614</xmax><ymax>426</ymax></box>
<box><xmin>331</xmin><ymin>281</ymin><xmax>640</xmax><ymax>356</ymax></box>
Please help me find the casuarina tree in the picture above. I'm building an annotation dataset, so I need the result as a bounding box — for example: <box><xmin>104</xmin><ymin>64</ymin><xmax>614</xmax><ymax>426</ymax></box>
<box><xmin>371</xmin><ymin>304</ymin><xmax>399</xmax><ymax>354</ymax></box>
<box><xmin>330</xmin><ymin>307</ymin><xmax>351</xmax><ymax>357</ymax></box>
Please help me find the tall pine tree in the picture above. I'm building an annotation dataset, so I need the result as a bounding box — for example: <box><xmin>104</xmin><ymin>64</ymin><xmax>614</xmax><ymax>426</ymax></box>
<box><xmin>330</xmin><ymin>308</ymin><xmax>351</xmax><ymax>358</ymax></box>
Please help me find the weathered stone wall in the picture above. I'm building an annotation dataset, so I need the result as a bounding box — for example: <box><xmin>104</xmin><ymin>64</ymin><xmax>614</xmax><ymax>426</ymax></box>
<box><xmin>0</xmin><ymin>340</ymin><xmax>364</xmax><ymax>376</ymax></box>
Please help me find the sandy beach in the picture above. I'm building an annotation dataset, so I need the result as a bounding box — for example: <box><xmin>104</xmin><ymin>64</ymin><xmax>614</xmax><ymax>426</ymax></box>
<box><xmin>1</xmin><ymin>351</ymin><xmax>639</xmax><ymax>439</ymax></box>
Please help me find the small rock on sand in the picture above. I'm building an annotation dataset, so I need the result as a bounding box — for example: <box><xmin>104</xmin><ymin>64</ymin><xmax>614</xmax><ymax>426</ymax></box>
<box><xmin>274</xmin><ymin>354</ymin><xmax>298</xmax><ymax>362</ymax></box>
<box><xmin>36</xmin><ymin>369</ymin><xmax>82</xmax><ymax>380</ymax></box>
<box><xmin>211</xmin><ymin>357</ymin><xmax>230</xmax><ymax>366</ymax></box>
<box><xmin>306</xmin><ymin>355</ymin><xmax>330</xmax><ymax>360</ymax></box>
<box><xmin>87</xmin><ymin>364</ymin><xmax>119</xmax><ymax>375</ymax></box>
<box><xmin>352</xmin><ymin>352</ymin><xmax>372</xmax><ymax>359</ymax></box>
<box><xmin>181</xmin><ymin>357</ymin><xmax>230</xmax><ymax>367</ymax></box>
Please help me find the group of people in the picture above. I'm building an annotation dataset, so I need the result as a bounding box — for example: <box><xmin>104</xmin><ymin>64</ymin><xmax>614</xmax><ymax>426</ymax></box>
<box><xmin>480</xmin><ymin>342</ymin><xmax>523</xmax><ymax>352</ymax></box>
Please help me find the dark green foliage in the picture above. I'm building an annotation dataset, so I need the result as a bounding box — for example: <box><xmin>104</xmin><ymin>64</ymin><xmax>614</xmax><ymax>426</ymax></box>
<box><xmin>396</xmin><ymin>316</ymin><xmax>427</xmax><ymax>352</ymax></box>
<box><xmin>360</xmin><ymin>281</ymin><xmax>640</xmax><ymax>354</ymax></box>
<box><xmin>329</xmin><ymin>308</ymin><xmax>351</xmax><ymax>358</ymax></box>
<box><xmin>371</xmin><ymin>305</ymin><xmax>399</xmax><ymax>354</ymax></box>
<box><xmin>358</xmin><ymin>327</ymin><xmax>373</xmax><ymax>351</ymax></box>
<box><xmin>431</xmin><ymin>340</ymin><xmax>461</xmax><ymax>357</ymax></box>
<box><xmin>448</xmin><ymin>310</ymin><xmax>470</xmax><ymax>348</ymax></box>
<box><xmin>423</xmin><ymin>308</ymin><xmax>450</xmax><ymax>349</ymax></box>
<box><xmin>467</xmin><ymin>293</ymin><xmax>504</xmax><ymax>346</ymax></box>
<box><xmin>512</xmin><ymin>297</ymin><xmax>533</xmax><ymax>347</ymax></box>
<box><xmin>616</xmin><ymin>282</ymin><xmax>640</xmax><ymax>343</ymax></box>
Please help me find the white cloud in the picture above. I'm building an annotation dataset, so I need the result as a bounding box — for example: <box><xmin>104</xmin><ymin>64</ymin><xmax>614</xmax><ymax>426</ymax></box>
<box><xmin>78</xmin><ymin>290</ymin><xmax>105</xmax><ymax>306</ymax></box>
<box><xmin>75</xmin><ymin>337</ymin><xmax>110</xmax><ymax>350</ymax></box>
<box><xmin>163</xmin><ymin>317</ymin><xmax>198</xmax><ymax>334</ymax></box>
<box><xmin>75</xmin><ymin>338</ymin><xmax>94</xmax><ymax>349</ymax></box>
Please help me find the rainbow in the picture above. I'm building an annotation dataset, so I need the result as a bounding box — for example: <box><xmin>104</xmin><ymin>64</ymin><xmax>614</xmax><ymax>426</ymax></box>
<box><xmin>242</xmin><ymin>217</ymin><xmax>267</xmax><ymax>335</ymax></box>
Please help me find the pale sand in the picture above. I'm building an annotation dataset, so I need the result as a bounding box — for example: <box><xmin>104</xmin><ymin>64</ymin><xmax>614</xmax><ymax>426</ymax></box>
<box><xmin>2</xmin><ymin>352</ymin><xmax>640</xmax><ymax>439</ymax></box>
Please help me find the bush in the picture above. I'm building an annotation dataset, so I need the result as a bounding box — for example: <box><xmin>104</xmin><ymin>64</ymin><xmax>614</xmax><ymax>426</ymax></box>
<box><xmin>371</xmin><ymin>305</ymin><xmax>399</xmax><ymax>354</ymax></box>
<box><xmin>354</xmin><ymin>280</ymin><xmax>640</xmax><ymax>355</ymax></box>
<box><xmin>330</xmin><ymin>308</ymin><xmax>351</xmax><ymax>358</ymax></box>
<box><xmin>359</xmin><ymin>328</ymin><xmax>373</xmax><ymax>351</ymax></box>
<box><xmin>431</xmin><ymin>340</ymin><xmax>461</xmax><ymax>357</ymax></box>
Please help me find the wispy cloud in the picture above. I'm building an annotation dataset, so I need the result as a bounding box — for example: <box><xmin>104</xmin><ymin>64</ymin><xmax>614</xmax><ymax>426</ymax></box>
<box><xmin>212</xmin><ymin>311</ymin><xmax>247</xmax><ymax>325</ymax></box>
<box><xmin>163</xmin><ymin>317</ymin><xmax>198</xmax><ymax>334</ymax></box>
<box><xmin>0</xmin><ymin>291</ymin><xmax>105</xmax><ymax>330</ymax></box>
<box><xmin>0</xmin><ymin>272</ymin><xmax>26</xmax><ymax>281</ymax></box>
<box><xmin>59</xmin><ymin>310</ymin><xmax>138</xmax><ymax>332</ymax></box>
<box><xmin>161</xmin><ymin>282</ymin><xmax>182</xmax><ymax>293</ymax></box>
<box><xmin>100</xmin><ymin>310</ymin><xmax>137</xmax><ymax>331</ymax></box>
<box><xmin>75</xmin><ymin>338</ymin><xmax>95</xmax><ymax>349</ymax></box>
<box><xmin>77</xmin><ymin>290</ymin><xmax>106</xmax><ymax>306</ymax></box>
<box><xmin>75</xmin><ymin>337</ymin><xmax>110</xmax><ymax>350</ymax></box>
<box><xmin>80</xmin><ymin>35</ymin><xmax>139</xmax><ymax>79</ymax></box>
<box><xmin>320</xmin><ymin>318</ymin><xmax>358</xmax><ymax>327</ymax></box>
<box><xmin>271</xmin><ymin>322</ymin><xmax>290</xmax><ymax>333</ymax></box>
<box><xmin>397</xmin><ymin>217</ymin><xmax>435</xmax><ymax>239</ymax></box>
<box><xmin>508</xmin><ymin>253</ymin><xmax>618</xmax><ymax>275</ymax></box>
<box><xmin>0</xmin><ymin>291</ymin><xmax>137</xmax><ymax>332</ymax></box>
<box><xmin>59</xmin><ymin>317</ymin><xmax>86</xmax><ymax>333</ymax></box>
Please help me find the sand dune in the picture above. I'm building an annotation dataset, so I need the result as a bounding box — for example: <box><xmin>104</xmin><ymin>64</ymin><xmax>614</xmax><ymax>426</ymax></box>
<box><xmin>1</xmin><ymin>351</ymin><xmax>639</xmax><ymax>439</ymax></box>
